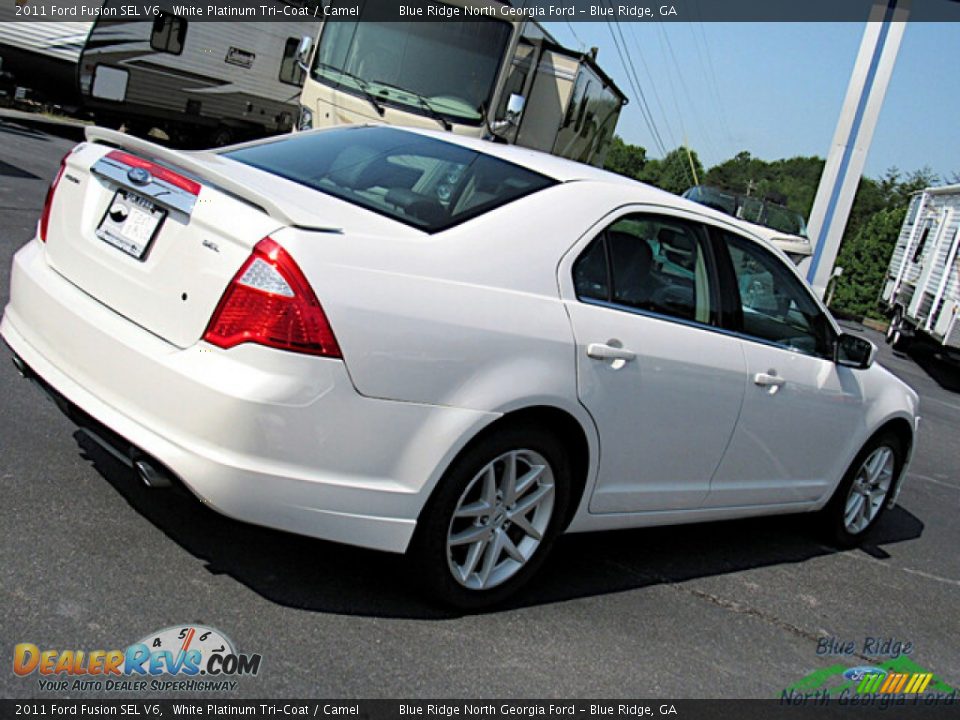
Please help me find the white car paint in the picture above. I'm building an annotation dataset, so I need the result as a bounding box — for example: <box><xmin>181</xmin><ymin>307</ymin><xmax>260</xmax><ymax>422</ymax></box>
<box><xmin>1</xmin><ymin>125</ymin><xmax>919</xmax><ymax>559</ymax></box>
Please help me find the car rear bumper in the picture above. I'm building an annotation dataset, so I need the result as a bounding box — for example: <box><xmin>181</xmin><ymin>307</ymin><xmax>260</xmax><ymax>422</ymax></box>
<box><xmin>2</xmin><ymin>239</ymin><xmax>496</xmax><ymax>553</ymax></box>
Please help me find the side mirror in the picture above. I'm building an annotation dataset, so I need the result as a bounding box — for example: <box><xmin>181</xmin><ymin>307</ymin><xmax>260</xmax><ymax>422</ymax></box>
<box><xmin>505</xmin><ymin>92</ymin><xmax>526</xmax><ymax>120</ymax></box>
<box><xmin>490</xmin><ymin>93</ymin><xmax>526</xmax><ymax>135</ymax></box>
<box><xmin>835</xmin><ymin>332</ymin><xmax>876</xmax><ymax>370</ymax></box>
<box><xmin>296</xmin><ymin>35</ymin><xmax>313</xmax><ymax>72</ymax></box>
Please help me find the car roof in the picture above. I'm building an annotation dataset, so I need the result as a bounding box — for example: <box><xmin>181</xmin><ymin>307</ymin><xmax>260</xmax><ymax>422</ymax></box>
<box><xmin>395</xmin><ymin>128</ymin><xmax>777</xmax><ymax>237</ymax></box>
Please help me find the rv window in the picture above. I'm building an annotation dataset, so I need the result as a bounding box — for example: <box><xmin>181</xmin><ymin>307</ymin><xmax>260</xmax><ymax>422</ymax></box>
<box><xmin>912</xmin><ymin>224</ymin><xmax>931</xmax><ymax>263</ymax></box>
<box><xmin>279</xmin><ymin>37</ymin><xmax>305</xmax><ymax>86</ymax></box>
<box><xmin>150</xmin><ymin>13</ymin><xmax>187</xmax><ymax>55</ymax></box>
<box><xmin>905</xmin><ymin>195</ymin><xmax>921</xmax><ymax>225</ymax></box>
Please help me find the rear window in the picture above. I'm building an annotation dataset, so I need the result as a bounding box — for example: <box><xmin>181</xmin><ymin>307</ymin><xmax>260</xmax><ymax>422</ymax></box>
<box><xmin>223</xmin><ymin>126</ymin><xmax>557</xmax><ymax>233</ymax></box>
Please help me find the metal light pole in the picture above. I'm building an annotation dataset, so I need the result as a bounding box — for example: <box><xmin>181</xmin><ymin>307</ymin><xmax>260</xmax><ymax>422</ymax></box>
<box><xmin>804</xmin><ymin>0</ymin><xmax>912</xmax><ymax>298</ymax></box>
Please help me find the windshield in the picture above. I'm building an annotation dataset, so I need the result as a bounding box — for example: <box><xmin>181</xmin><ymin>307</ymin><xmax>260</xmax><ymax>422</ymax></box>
<box><xmin>312</xmin><ymin>0</ymin><xmax>513</xmax><ymax>125</ymax></box>
<box><xmin>224</xmin><ymin>127</ymin><xmax>557</xmax><ymax>233</ymax></box>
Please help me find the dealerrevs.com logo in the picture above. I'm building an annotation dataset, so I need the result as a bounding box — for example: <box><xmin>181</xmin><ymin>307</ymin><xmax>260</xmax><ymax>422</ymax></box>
<box><xmin>13</xmin><ymin>625</ymin><xmax>262</xmax><ymax>693</ymax></box>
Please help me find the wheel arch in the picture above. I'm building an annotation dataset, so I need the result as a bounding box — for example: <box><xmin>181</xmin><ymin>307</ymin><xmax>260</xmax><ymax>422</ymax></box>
<box><xmin>418</xmin><ymin>404</ymin><xmax>593</xmax><ymax>532</ymax></box>
<box><xmin>871</xmin><ymin>416</ymin><xmax>915</xmax><ymax>505</ymax></box>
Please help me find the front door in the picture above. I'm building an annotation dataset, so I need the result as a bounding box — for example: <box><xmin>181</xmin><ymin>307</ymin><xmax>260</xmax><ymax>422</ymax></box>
<box><xmin>707</xmin><ymin>230</ymin><xmax>866</xmax><ymax>507</ymax></box>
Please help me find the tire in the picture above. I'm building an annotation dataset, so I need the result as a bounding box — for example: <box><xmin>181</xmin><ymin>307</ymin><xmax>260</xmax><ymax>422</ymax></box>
<box><xmin>820</xmin><ymin>432</ymin><xmax>903</xmax><ymax>548</ymax></box>
<box><xmin>409</xmin><ymin>425</ymin><xmax>571</xmax><ymax>609</ymax></box>
<box><xmin>884</xmin><ymin>309</ymin><xmax>901</xmax><ymax>345</ymax></box>
<box><xmin>885</xmin><ymin>308</ymin><xmax>912</xmax><ymax>351</ymax></box>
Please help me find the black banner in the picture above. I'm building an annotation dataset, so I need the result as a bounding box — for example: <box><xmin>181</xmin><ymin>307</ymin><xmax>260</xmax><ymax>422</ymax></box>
<box><xmin>5</xmin><ymin>0</ymin><xmax>960</xmax><ymax>24</ymax></box>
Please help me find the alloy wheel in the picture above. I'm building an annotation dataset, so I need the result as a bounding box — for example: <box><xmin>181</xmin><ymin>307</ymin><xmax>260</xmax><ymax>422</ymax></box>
<box><xmin>843</xmin><ymin>445</ymin><xmax>895</xmax><ymax>534</ymax></box>
<box><xmin>446</xmin><ymin>449</ymin><xmax>555</xmax><ymax>590</ymax></box>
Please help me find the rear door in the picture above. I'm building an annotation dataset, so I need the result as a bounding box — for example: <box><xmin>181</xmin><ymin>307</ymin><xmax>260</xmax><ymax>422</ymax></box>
<box><xmin>561</xmin><ymin>210</ymin><xmax>747</xmax><ymax>513</ymax></box>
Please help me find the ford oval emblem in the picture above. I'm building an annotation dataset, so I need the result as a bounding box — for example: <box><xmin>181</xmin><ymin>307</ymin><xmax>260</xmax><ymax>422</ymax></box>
<box><xmin>843</xmin><ymin>666</ymin><xmax>886</xmax><ymax>682</ymax></box>
<box><xmin>127</xmin><ymin>167</ymin><xmax>151</xmax><ymax>185</ymax></box>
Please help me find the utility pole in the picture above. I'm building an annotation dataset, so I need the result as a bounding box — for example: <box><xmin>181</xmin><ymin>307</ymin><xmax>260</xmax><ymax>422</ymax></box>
<box><xmin>804</xmin><ymin>0</ymin><xmax>911</xmax><ymax>298</ymax></box>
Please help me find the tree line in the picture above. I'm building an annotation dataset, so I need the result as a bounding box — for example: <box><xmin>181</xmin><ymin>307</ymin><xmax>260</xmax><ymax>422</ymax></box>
<box><xmin>603</xmin><ymin>136</ymin><xmax>940</xmax><ymax>319</ymax></box>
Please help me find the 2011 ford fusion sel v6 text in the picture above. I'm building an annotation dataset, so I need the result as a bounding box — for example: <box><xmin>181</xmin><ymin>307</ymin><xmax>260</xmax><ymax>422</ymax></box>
<box><xmin>1</xmin><ymin>125</ymin><xmax>919</xmax><ymax>607</ymax></box>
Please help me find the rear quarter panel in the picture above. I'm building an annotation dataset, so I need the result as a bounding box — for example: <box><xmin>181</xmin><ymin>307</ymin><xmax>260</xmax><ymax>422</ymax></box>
<box><xmin>274</xmin><ymin>182</ymin><xmax>622</xmax><ymax>416</ymax></box>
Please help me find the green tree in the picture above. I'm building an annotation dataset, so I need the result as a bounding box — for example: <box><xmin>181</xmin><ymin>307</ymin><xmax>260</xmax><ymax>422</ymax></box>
<box><xmin>830</xmin><ymin>206</ymin><xmax>907</xmax><ymax>319</ymax></box>
<box><xmin>645</xmin><ymin>147</ymin><xmax>704</xmax><ymax>195</ymax></box>
<box><xmin>603</xmin><ymin>136</ymin><xmax>647</xmax><ymax>180</ymax></box>
<box><xmin>829</xmin><ymin>166</ymin><xmax>937</xmax><ymax>318</ymax></box>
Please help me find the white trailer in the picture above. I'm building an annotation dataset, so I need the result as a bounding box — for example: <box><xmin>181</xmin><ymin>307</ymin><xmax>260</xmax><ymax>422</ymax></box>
<box><xmin>881</xmin><ymin>184</ymin><xmax>960</xmax><ymax>353</ymax></box>
<box><xmin>0</xmin><ymin>7</ymin><xmax>93</xmax><ymax>103</ymax></box>
<box><xmin>78</xmin><ymin>0</ymin><xmax>318</xmax><ymax>145</ymax></box>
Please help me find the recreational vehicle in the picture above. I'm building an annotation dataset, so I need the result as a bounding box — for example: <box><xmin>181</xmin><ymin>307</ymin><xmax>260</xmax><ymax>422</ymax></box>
<box><xmin>295</xmin><ymin>0</ymin><xmax>627</xmax><ymax>167</ymax></box>
<box><xmin>78</xmin><ymin>1</ymin><xmax>319</xmax><ymax>145</ymax></box>
<box><xmin>882</xmin><ymin>184</ymin><xmax>960</xmax><ymax>354</ymax></box>
<box><xmin>0</xmin><ymin>8</ymin><xmax>92</xmax><ymax>103</ymax></box>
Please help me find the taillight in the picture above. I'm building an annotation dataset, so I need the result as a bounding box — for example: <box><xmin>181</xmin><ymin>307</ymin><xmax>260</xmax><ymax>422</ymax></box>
<box><xmin>106</xmin><ymin>149</ymin><xmax>201</xmax><ymax>195</ymax></box>
<box><xmin>38</xmin><ymin>152</ymin><xmax>71</xmax><ymax>242</ymax></box>
<box><xmin>203</xmin><ymin>238</ymin><xmax>341</xmax><ymax>358</ymax></box>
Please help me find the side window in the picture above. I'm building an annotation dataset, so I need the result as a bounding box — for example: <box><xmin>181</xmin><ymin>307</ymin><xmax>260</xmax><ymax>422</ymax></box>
<box><xmin>573</xmin><ymin>237</ymin><xmax>608</xmax><ymax>302</ymax></box>
<box><xmin>279</xmin><ymin>37</ymin><xmax>305</xmax><ymax>86</ymax></box>
<box><xmin>912</xmin><ymin>223</ymin><xmax>931</xmax><ymax>263</ymax></box>
<box><xmin>150</xmin><ymin>13</ymin><xmax>187</xmax><ymax>55</ymax></box>
<box><xmin>573</xmin><ymin>214</ymin><xmax>715</xmax><ymax>326</ymax></box>
<box><xmin>722</xmin><ymin>232</ymin><xmax>834</xmax><ymax>358</ymax></box>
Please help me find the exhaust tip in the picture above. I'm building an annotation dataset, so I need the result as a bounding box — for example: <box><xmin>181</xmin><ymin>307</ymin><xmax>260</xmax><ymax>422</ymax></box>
<box><xmin>133</xmin><ymin>458</ymin><xmax>172</xmax><ymax>489</ymax></box>
<box><xmin>11</xmin><ymin>355</ymin><xmax>29</xmax><ymax>378</ymax></box>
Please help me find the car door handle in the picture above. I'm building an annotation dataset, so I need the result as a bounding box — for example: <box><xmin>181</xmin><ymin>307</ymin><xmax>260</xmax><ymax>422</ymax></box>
<box><xmin>586</xmin><ymin>343</ymin><xmax>637</xmax><ymax>361</ymax></box>
<box><xmin>753</xmin><ymin>372</ymin><xmax>786</xmax><ymax>388</ymax></box>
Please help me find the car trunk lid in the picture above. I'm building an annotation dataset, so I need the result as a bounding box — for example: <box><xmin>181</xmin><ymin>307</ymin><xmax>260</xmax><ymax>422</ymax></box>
<box><xmin>41</xmin><ymin>129</ymin><xmax>353</xmax><ymax>350</ymax></box>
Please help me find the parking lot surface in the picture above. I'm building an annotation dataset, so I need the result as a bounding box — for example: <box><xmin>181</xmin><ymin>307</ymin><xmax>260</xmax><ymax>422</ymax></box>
<box><xmin>1</xmin><ymin>118</ymin><xmax>958</xmax><ymax>699</ymax></box>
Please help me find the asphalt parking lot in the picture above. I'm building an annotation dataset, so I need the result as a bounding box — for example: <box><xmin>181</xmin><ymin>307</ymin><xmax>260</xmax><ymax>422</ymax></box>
<box><xmin>0</xmin><ymin>116</ymin><xmax>958</xmax><ymax>700</ymax></box>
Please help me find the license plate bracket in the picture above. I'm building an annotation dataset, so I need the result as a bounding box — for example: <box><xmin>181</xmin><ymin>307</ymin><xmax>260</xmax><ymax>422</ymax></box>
<box><xmin>96</xmin><ymin>189</ymin><xmax>166</xmax><ymax>260</ymax></box>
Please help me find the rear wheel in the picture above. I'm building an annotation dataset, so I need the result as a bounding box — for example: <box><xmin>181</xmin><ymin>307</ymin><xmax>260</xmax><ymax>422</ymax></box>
<box><xmin>821</xmin><ymin>433</ymin><xmax>902</xmax><ymax>547</ymax></box>
<box><xmin>410</xmin><ymin>426</ymin><xmax>570</xmax><ymax>609</ymax></box>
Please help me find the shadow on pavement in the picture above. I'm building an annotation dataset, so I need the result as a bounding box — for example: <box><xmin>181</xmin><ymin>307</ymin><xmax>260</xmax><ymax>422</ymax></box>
<box><xmin>75</xmin><ymin>432</ymin><xmax>925</xmax><ymax>621</ymax></box>
<box><xmin>901</xmin><ymin>340</ymin><xmax>960</xmax><ymax>393</ymax></box>
<box><xmin>0</xmin><ymin>116</ymin><xmax>85</xmax><ymax>143</ymax></box>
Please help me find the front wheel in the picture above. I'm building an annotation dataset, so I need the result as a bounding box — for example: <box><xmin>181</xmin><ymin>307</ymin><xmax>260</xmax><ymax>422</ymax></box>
<box><xmin>410</xmin><ymin>426</ymin><xmax>571</xmax><ymax>609</ymax></box>
<box><xmin>820</xmin><ymin>433</ymin><xmax>902</xmax><ymax>547</ymax></box>
<box><xmin>885</xmin><ymin>308</ymin><xmax>911</xmax><ymax>350</ymax></box>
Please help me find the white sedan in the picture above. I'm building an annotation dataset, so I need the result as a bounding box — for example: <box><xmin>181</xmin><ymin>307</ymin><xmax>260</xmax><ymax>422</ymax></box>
<box><xmin>1</xmin><ymin>125</ymin><xmax>919</xmax><ymax>607</ymax></box>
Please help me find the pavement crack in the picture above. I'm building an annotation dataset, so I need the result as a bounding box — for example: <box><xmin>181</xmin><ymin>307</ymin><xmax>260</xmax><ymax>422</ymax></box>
<box><xmin>667</xmin><ymin>582</ymin><xmax>819</xmax><ymax>642</ymax></box>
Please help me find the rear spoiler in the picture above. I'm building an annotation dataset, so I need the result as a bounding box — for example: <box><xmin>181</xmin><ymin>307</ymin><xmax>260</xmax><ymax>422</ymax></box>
<box><xmin>84</xmin><ymin>127</ymin><xmax>342</xmax><ymax>234</ymax></box>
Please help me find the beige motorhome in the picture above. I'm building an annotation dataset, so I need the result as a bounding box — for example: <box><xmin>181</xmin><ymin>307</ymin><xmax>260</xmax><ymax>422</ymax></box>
<box><xmin>295</xmin><ymin>0</ymin><xmax>627</xmax><ymax>167</ymax></box>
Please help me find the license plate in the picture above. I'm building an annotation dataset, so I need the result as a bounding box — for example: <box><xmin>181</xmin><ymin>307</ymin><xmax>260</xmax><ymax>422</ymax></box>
<box><xmin>96</xmin><ymin>189</ymin><xmax>165</xmax><ymax>260</ymax></box>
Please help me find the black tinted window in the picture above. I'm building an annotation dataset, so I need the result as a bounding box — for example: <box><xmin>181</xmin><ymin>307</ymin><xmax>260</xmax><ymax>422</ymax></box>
<box><xmin>573</xmin><ymin>237</ymin><xmax>608</xmax><ymax>302</ymax></box>
<box><xmin>225</xmin><ymin>127</ymin><xmax>556</xmax><ymax>233</ymax></box>
<box><xmin>573</xmin><ymin>215</ymin><xmax>715</xmax><ymax>326</ymax></box>
<box><xmin>723</xmin><ymin>232</ymin><xmax>833</xmax><ymax>358</ymax></box>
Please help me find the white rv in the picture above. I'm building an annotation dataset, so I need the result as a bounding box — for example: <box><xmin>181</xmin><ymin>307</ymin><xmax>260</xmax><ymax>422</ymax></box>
<box><xmin>78</xmin><ymin>0</ymin><xmax>319</xmax><ymax>145</ymax></box>
<box><xmin>295</xmin><ymin>0</ymin><xmax>627</xmax><ymax>167</ymax></box>
<box><xmin>0</xmin><ymin>9</ymin><xmax>92</xmax><ymax>103</ymax></box>
<box><xmin>882</xmin><ymin>184</ymin><xmax>960</xmax><ymax>353</ymax></box>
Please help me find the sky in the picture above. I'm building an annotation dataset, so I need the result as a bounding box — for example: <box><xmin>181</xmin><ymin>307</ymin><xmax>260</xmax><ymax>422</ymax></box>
<box><xmin>542</xmin><ymin>20</ymin><xmax>959</xmax><ymax>182</ymax></box>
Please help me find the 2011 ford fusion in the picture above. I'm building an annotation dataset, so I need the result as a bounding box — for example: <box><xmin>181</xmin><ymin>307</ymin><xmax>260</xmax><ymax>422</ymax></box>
<box><xmin>1</xmin><ymin>125</ymin><xmax>919</xmax><ymax>607</ymax></box>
